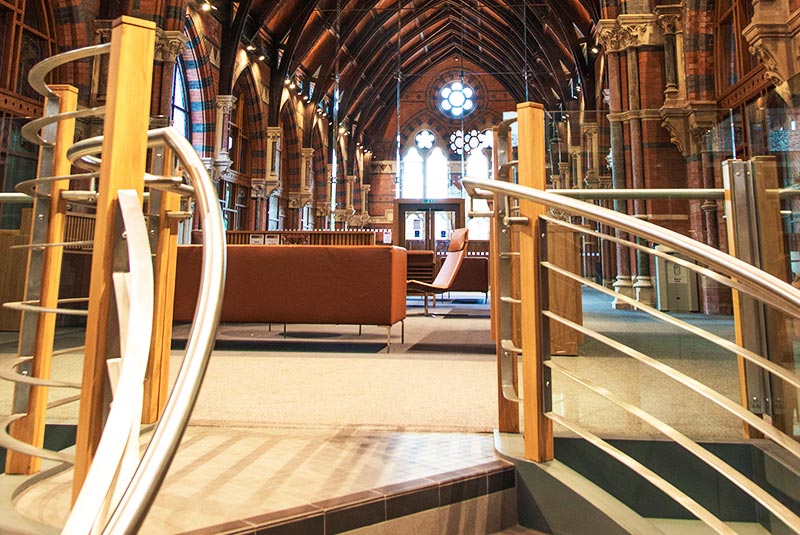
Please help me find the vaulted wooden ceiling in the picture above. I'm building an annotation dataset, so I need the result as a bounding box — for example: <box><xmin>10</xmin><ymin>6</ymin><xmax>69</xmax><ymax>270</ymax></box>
<box><xmin>235</xmin><ymin>0</ymin><xmax>601</xmax><ymax>140</ymax></box>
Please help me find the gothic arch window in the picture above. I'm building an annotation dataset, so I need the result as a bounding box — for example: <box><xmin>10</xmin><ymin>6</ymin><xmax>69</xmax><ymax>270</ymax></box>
<box><xmin>218</xmin><ymin>77</ymin><xmax>253</xmax><ymax>231</ymax></box>
<box><xmin>1</xmin><ymin>0</ymin><xmax>54</xmax><ymax>100</ymax></box>
<box><xmin>171</xmin><ymin>58</ymin><xmax>191</xmax><ymax>140</ymax></box>
<box><xmin>400</xmin><ymin>129</ymin><xmax>450</xmax><ymax>199</ymax></box>
<box><xmin>0</xmin><ymin>0</ymin><xmax>55</xmax><ymax>229</ymax></box>
<box><xmin>465</xmin><ymin>150</ymin><xmax>491</xmax><ymax>240</ymax></box>
<box><xmin>715</xmin><ymin>0</ymin><xmax>755</xmax><ymax>94</ymax></box>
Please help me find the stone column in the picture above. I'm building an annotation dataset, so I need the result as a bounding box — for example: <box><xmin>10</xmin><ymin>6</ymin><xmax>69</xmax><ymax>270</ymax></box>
<box><xmin>213</xmin><ymin>95</ymin><xmax>236</xmax><ymax>182</ymax></box>
<box><xmin>301</xmin><ymin>148</ymin><xmax>315</xmax><ymax>196</ymax></box>
<box><xmin>600</xmin><ymin>37</ymin><xmax>634</xmax><ymax>306</ymax></box>
<box><xmin>345</xmin><ymin>175</ymin><xmax>355</xmax><ymax>212</ymax></box>
<box><xmin>655</xmin><ymin>6</ymin><xmax>681</xmax><ymax>102</ymax></box>
<box><xmin>558</xmin><ymin>162</ymin><xmax>571</xmax><ymax>190</ymax></box>
<box><xmin>569</xmin><ymin>147</ymin><xmax>582</xmax><ymax>190</ymax></box>
<box><xmin>583</xmin><ymin>123</ymin><xmax>598</xmax><ymax>188</ymax></box>
<box><xmin>266</xmin><ymin>127</ymin><xmax>282</xmax><ymax>194</ymax></box>
<box><xmin>626</xmin><ymin>45</ymin><xmax>654</xmax><ymax>306</ymax></box>
<box><xmin>361</xmin><ymin>183</ymin><xmax>371</xmax><ymax>216</ymax></box>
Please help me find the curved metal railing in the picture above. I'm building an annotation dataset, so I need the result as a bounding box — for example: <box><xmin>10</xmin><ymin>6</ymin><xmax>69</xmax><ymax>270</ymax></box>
<box><xmin>0</xmin><ymin>34</ymin><xmax>226</xmax><ymax>535</ymax></box>
<box><xmin>58</xmin><ymin>126</ymin><xmax>227</xmax><ymax>534</ymax></box>
<box><xmin>69</xmin><ymin>127</ymin><xmax>226</xmax><ymax>535</ymax></box>
<box><xmin>463</xmin><ymin>176</ymin><xmax>800</xmax><ymax>534</ymax></box>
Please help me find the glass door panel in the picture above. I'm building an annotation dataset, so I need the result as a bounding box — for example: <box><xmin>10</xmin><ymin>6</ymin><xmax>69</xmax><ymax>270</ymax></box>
<box><xmin>433</xmin><ymin>210</ymin><xmax>456</xmax><ymax>254</ymax></box>
<box><xmin>404</xmin><ymin>210</ymin><xmax>428</xmax><ymax>250</ymax></box>
<box><xmin>395</xmin><ymin>199</ymin><xmax>465</xmax><ymax>252</ymax></box>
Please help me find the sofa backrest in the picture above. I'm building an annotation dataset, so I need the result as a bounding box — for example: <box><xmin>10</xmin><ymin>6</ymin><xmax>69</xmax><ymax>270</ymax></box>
<box><xmin>174</xmin><ymin>245</ymin><xmax>407</xmax><ymax>326</ymax></box>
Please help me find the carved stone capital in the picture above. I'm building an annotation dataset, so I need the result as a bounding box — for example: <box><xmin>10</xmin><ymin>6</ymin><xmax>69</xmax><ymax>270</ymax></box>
<box><xmin>660</xmin><ymin>101</ymin><xmax>718</xmax><ymax>156</ymax></box>
<box><xmin>301</xmin><ymin>147</ymin><xmax>315</xmax><ymax>161</ymax></box>
<box><xmin>288</xmin><ymin>192</ymin><xmax>313</xmax><ymax>208</ymax></box>
<box><xmin>361</xmin><ymin>184</ymin><xmax>372</xmax><ymax>195</ymax></box>
<box><xmin>155</xmin><ymin>29</ymin><xmax>189</xmax><ymax>63</ymax></box>
<box><xmin>654</xmin><ymin>5</ymin><xmax>683</xmax><ymax>35</ymax></box>
<box><xmin>216</xmin><ymin>95</ymin><xmax>237</xmax><ymax>115</ymax></box>
<box><xmin>94</xmin><ymin>20</ymin><xmax>112</xmax><ymax>44</ymax></box>
<box><xmin>201</xmin><ymin>156</ymin><xmax>215</xmax><ymax>181</ymax></box>
<box><xmin>250</xmin><ymin>178</ymin><xmax>268</xmax><ymax>199</ymax></box>
<box><xmin>334</xmin><ymin>207</ymin><xmax>355</xmax><ymax>222</ymax></box>
<box><xmin>267</xmin><ymin>127</ymin><xmax>282</xmax><ymax>142</ymax></box>
<box><xmin>348</xmin><ymin>213</ymin><xmax>371</xmax><ymax>227</ymax></box>
<box><xmin>596</xmin><ymin>15</ymin><xmax>660</xmax><ymax>53</ymax></box>
<box><xmin>742</xmin><ymin>6</ymin><xmax>800</xmax><ymax>100</ymax></box>
<box><xmin>582</xmin><ymin>123</ymin><xmax>598</xmax><ymax>138</ymax></box>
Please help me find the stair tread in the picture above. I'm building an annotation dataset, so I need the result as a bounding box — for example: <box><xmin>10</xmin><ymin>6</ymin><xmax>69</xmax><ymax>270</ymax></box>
<box><xmin>648</xmin><ymin>518</ymin><xmax>771</xmax><ymax>535</ymax></box>
<box><xmin>490</xmin><ymin>526</ymin><xmax>548</xmax><ymax>535</ymax></box>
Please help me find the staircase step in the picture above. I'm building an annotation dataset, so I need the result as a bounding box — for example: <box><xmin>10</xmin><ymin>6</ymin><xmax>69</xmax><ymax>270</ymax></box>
<box><xmin>490</xmin><ymin>525</ymin><xmax>548</xmax><ymax>534</ymax></box>
<box><xmin>647</xmin><ymin>518</ymin><xmax>770</xmax><ymax>534</ymax></box>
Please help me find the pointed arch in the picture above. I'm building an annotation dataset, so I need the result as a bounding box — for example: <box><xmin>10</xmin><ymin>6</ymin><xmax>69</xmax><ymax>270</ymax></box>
<box><xmin>311</xmin><ymin>122</ymin><xmax>327</xmax><ymax>227</ymax></box>
<box><xmin>279</xmin><ymin>96</ymin><xmax>302</xmax><ymax>196</ymax></box>
<box><xmin>233</xmin><ymin>65</ymin><xmax>267</xmax><ymax>178</ymax></box>
<box><xmin>183</xmin><ymin>13</ymin><xmax>216</xmax><ymax>155</ymax></box>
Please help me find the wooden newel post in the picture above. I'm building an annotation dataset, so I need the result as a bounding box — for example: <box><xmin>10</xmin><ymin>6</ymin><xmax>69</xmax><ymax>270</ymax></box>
<box><xmin>72</xmin><ymin>16</ymin><xmax>156</xmax><ymax>501</ymax></box>
<box><xmin>142</xmin><ymin>145</ymin><xmax>180</xmax><ymax>424</ymax></box>
<box><xmin>5</xmin><ymin>85</ymin><xmax>78</xmax><ymax>474</ymax></box>
<box><xmin>516</xmin><ymin>102</ymin><xmax>554</xmax><ymax>462</ymax></box>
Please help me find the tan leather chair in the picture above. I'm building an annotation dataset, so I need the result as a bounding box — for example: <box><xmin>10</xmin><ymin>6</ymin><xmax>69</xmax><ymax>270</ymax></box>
<box><xmin>406</xmin><ymin>228</ymin><xmax>469</xmax><ymax>314</ymax></box>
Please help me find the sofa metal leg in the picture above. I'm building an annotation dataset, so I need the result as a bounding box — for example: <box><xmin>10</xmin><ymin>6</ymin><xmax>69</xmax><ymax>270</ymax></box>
<box><xmin>424</xmin><ymin>293</ymin><xmax>429</xmax><ymax>315</ymax></box>
<box><xmin>386</xmin><ymin>325</ymin><xmax>391</xmax><ymax>353</ymax></box>
<box><xmin>401</xmin><ymin>320</ymin><xmax>405</xmax><ymax>344</ymax></box>
<box><xmin>358</xmin><ymin>324</ymin><xmax>362</xmax><ymax>336</ymax></box>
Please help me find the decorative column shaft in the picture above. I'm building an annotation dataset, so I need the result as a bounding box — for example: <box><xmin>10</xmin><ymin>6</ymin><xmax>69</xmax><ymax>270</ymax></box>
<box><xmin>361</xmin><ymin>183</ymin><xmax>371</xmax><ymax>215</ymax></box>
<box><xmin>213</xmin><ymin>95</ymin><xmax>236</xmax><ymax>182</ymax></box>
<box><xmin>625</xmin><ymin>46</ymin><xmax>654</xmax><ymax>305</ymax></box>
<box><xmin>655</xmin><ymin>6</ymin><xmax>683</xmax><ymax>102</ymax></box>
<box><xmin>606</xmin><ymin>50</ymin><xmax>633</xmax><ymax>308</ymax></box>
<box><xmin>265</xmin><ymin>127</ymin><xmax>282</xmax><ymax>195</ymax></box>
<box><xmin>345</xmin><ymin>175</ymin><xmax>355</xmax><ymax>211</ymax></box>
<box><xmin>301</xmin><ymin>148</ymin><xmax>315</xmax><ymax>194</ymax></box>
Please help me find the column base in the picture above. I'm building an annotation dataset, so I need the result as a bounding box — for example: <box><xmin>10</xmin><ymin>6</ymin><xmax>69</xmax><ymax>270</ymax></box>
<box><xmin>633</xmin><ymin>276</ymin><xmax>655</xmax><ymax>307</ymax></box>
<box><xmin>612</xmin><ymin>276</ymin><xmax>634</xmax><ymax>310</ymax></box>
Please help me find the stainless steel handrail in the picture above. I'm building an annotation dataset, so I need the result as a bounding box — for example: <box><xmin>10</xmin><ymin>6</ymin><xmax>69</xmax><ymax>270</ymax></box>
<box><xmin>21</xmin><ymin>107</ymin><xmax>106</xmax><ymax>146</ymax></box>
<box><xmin>463</xmin><ymin>176</ymin><xmax>800</xmax><ymax>533</ymax></box>
<box><xmin>0</xmin><ymin>192</ymin><xmax>34</xmax><ymax>204</ymax></box>
<box><xmin>99</xmin><ymin>127</ymin><xmax>226</xmax><ymax>535</ymax></box>
<box><xmin>547</xmin><ymin>413</ymin><xmax>737</xmax><ymax>535</ymax></box>
<box><xmin>62</xmin><ymin>188</ymin><xmax>154</xmax><ymax>534</ymax></box>
<box><xmin>545</xmin><ymin>260</ymin><xmax>800</xmax><ymax>392</ymax></box>
<box><xmin>27</xmin><ymin>43</ymin><xmax>111</xmax><ymax>99</ymax></box>
<box><xmin>16</xmin><ymin>173</ymin><xmax>99</xmax><ymax>198</ymax></box>
<box><xmin>547</xmin><ymin>361</ymin><xmax>800</xmax><ymax>529</ymax></box>
<box><xmin>546</xmin><ymin>311</ymin><xmax>800</xmax><ymax>459</ymax></box>
<box><xmin>549</xmin><ymin>188</ymin><xmax>725</xmax><ymax>200</ymax></box>
<box><xmin>462</xmin><ymin>177</ymin><xmax>800</xmax><ymax>319</ymax></box>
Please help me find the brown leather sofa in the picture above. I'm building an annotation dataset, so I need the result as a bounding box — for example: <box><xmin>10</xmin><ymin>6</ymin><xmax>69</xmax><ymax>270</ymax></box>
<box><xmin>173</xmin><ymin>244</ymin><xmax>408</xmax><ymax>348</ymax></box>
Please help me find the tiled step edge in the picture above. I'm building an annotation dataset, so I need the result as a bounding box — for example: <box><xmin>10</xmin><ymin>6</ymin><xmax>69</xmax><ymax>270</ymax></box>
<box><xmin>176</xmin><ymin>460</ymin><xmax>516</xmax><ymax>535</ymax></box>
